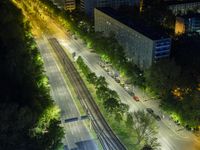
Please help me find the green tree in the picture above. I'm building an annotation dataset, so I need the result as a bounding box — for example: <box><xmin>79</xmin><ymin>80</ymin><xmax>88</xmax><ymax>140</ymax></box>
<box><xmin>114</xmin><ymin>103</ymin><xmax>129</xmax><ymax>122</ymax></box>
<box><xmin>96</xmin><ymin>85</ymin><xmax>109</xmax><ymax>100</ymax></box>
<box><xmin>145</xmin><ymin>60</ymin><xmax>180</xmax><ymax>96</ymax></box>
<box><xmin>142</xmin><ymin>144</ymin><xmax>153</xmax><ymax>150</ymax></box>
<box><xmin>77</xmin><ymin>56</ymin><xmax>91</xmax><ymax>76</ymax></box>
<box><xmin>0</xmin><ymin>1</ymin><xmax>64</xmax><ymax>149</ymax></box>
<box><xmin>95</xmin><ymin>76</ymin><xmax>108</xmax><ymax>89</ymax></box>
<box><xmin>126</xmin><ymin>111</ymin><xmax>160</xmax><ymax>149</ymax></box>
<box><xmin>118</xmin><ymin>103</ymin><xmax>129</xmax><ymax>114</ymax></box>
<box><xmin>87</xmin><ymin>72</ymin><xmax>97</xmax><ymax>84</ymax></box>
<box><xmin>103</xmin><ymin>97</ymin><xmax>120</xmax><ymax>113</ymax></box>
<box><xmin>126</xmin><ymin>112</ymin><xmax>134</xmax><ymax>129</ymax></box>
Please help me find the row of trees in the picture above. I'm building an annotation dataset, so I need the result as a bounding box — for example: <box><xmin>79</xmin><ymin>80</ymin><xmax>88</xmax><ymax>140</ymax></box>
<box><xmin>0</xmin><ymin>0</ymin><xmax>64</xmax><ymax>149</ymax></box>
<box><xmin>77</xmin><ymin>57</ymin><xmax>160</xmax><ymax>149</ymax></box>
<box><xmin>77</xmin><ymin>57</ymin><xmax>129</xmax><ymax>118</ymax></box>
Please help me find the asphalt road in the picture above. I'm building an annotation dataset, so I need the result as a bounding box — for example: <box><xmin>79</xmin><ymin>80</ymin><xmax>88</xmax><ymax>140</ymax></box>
<box><xmin>36</xmin><ymin>36</ymin><xmax>98</xmax><ymax>150</ymax></box>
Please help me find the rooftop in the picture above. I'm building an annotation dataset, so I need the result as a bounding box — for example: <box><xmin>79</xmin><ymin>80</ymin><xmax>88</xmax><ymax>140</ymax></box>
<box><xmin>96</xmin><ymin>7</ymin><xmax>170</xmax><ymax>40</ymax></box>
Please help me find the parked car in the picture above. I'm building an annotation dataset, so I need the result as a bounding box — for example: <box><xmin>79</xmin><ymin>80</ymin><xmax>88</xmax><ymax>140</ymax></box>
<box><xmin>105</xmin><ymin>67</ymin><xmax>109</xmax><ymax>72</ymax></box>
<box><xmin>98</xmin><ymin>61</ymin><xmax>105</xmax><ymax>67</ymax></box>
<box><xmin>115</xmin><ymin>78</ymin><xmax>120</xmax><ymax>83</ymax></box>
<box><xmin>154</xmin><ymin>115</ymin><xmax>161</xmax><ymax>121</ymax></box>
<box><xmin>146</xmin><ymin>108</ymin><xmax>154</xmax><ymax>114</ymax></box>
<box><xmin>72</xmin><ymin>52</ymin><xmax>76</xmax><ymax>58</ymax></box>
<box><xmin>108</xmin><ymin>71</ymin><xmax>113</xmax><ymax>76</ymax></box>
<box><xmin>124</xmin><ymin>86</ymin><xmax>129</xmax><ymax>91</ymax></box>
<box><xmin>120</xmin><ymin>82</ymin><xmax>125</xmax><ymax>87</ymax></box>
<box><xmin>127</xmin><ymin>91</ymin><xmax>134</xmax><ymax>96</ymax></box>
<box><xmin>133</xmin><ymin>96</ymin><xmax>139</xmax><ymax>101</ymax></box>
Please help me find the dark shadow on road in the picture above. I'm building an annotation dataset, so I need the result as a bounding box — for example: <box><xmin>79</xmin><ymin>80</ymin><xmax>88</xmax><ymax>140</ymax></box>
<box><xmin>64</xmin><ymin>139</ymin><xmax>98</xmax><ymax>150</ymax></box>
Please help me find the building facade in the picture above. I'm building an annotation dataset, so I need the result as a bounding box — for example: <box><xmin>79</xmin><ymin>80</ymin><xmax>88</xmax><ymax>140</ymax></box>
<box><xmin>64</xmin><ymin>0</ymin><xmax>76</xmax><ymax>10</ymax></box>
<box><xmin>175</xmin><ymin>14</ymin><xmax>200</xmax><ymax>35</ymax></box>
<box><xmin>94</xmin><ymin>7</ymin><xmax>171</xmax><ymax>69</ymax></box>
<box><xmin>50</xmin><ymin>0</ymin><xmax>76</xmax><ymax>10</ymax></box>
<box><xmin>80</xmin><ymin>0</ymin><xmax>139</xmax><ymax>16</ymax></box>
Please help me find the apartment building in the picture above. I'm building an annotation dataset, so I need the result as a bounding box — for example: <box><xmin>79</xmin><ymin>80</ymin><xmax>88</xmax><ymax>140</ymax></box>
<box><xmin>94</xmin><ymin>7</ymin><xmax>171</xmax><ymax>69</ymax></box>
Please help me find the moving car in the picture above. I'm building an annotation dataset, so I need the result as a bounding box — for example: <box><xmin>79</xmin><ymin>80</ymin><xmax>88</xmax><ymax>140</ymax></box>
<box><xmin>115</xmin><ymin>78</ymin><xmax>120</xmax><ymax>83</ymax></box>
<box><xmin>146</xmin><ymin>108</ymin><xmax>154</xmax><ymax>114</ymax></box>
<box><xmin>146</xmin><ymin>108</ymin><xmax>161</xmax><ymax>121</ymax></box>
<box><xmin>154</xmin><ymin>115</ymin><xmax>161</xmax><ymax>121</ymax></box>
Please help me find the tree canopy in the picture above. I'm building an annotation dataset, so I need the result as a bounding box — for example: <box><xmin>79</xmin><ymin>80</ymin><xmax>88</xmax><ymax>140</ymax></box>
<box><xmin>0</xmin><ymin>0</ymin><xmax>64</xmax><ymax>149</ymax></box>
<box><xmin>126</xmin><ymin>111</ymin><xmax>160</xmax><ymax>150</ymax></box>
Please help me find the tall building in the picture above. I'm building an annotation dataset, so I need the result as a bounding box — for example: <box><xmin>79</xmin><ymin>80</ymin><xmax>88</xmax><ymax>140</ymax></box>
<box><xmin>94</xmin><ymin>7</ymin><xmax>171</xmax><ymax>69</ymax></box>
<box><xmin>80</xmin><ymin>0</ymin><xmax>139</xmax><ymax>16</ymax></box>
